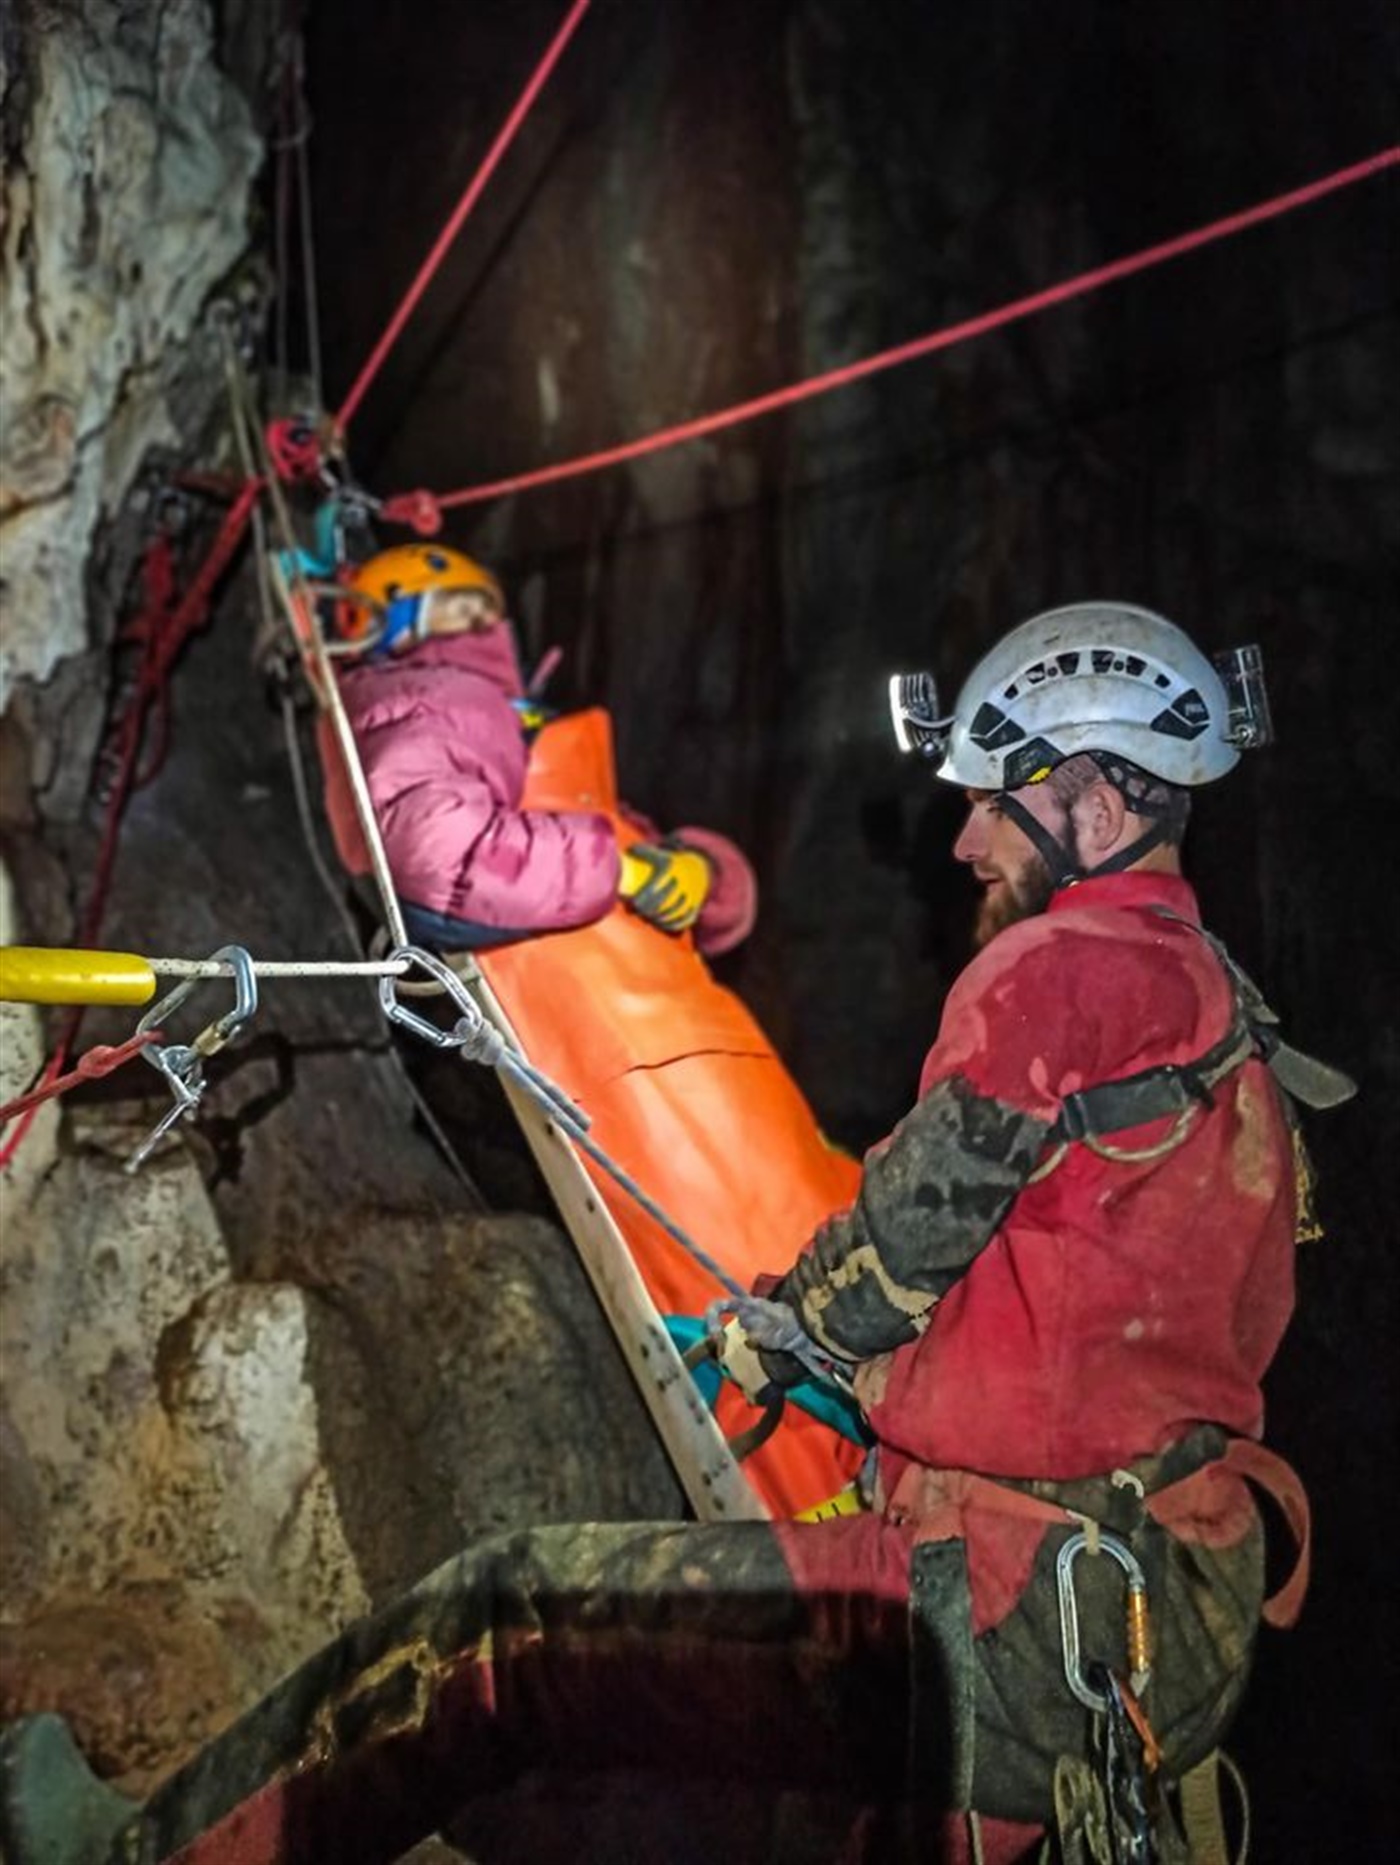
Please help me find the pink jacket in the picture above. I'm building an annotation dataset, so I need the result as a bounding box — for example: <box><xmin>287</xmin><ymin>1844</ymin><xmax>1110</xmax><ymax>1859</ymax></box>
<box><xmin>320</xmin><ymin>627</ymin><xmax>756</xmax><ymax>954</ymax></box>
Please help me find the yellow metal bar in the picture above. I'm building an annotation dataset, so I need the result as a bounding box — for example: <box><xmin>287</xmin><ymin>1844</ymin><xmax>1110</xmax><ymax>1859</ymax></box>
<box><xmin>0</xmin><ymin>947</ymin><xmax>157</xmax><ymax>1007</ymax></box>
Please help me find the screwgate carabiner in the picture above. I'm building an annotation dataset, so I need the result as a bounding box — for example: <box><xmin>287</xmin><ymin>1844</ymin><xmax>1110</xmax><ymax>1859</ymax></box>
<box><xmin>127</xmin><ymin>946</ymin><xmax>258</xmax><ymax>1172</ymax></box>
<box><xmin>1056</xmin><ymin>1527</ymin><xmax>1153</xmax><ymax>1713</ymax></box>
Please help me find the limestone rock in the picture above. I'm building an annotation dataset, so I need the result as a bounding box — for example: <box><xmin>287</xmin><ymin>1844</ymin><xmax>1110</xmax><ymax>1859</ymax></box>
<box><xmin>299</xmin><ymin>1206</ymin><xmax>683</xmax><ymax>1606</ymax></box>
<box><xmin>0</xmin><ymin>1584</ymin><xmax>239</xmax><ymax>1793</ymax></box>
<box><xmin>0</xmin><ymin>857</ymin><xmax>59</xmax><ymax>1199</ymax></box>
<box><xmin>0</xmin><ymin>1402</ymin><xmax>48</xmax><ymax>1613</ymax></box>
<box><xmin>0</xmin><ymin>0</ymin><xmax>262</xmax><ymax>712</ymax></box>
<box><xmin>0</xmin><ymin>1124</ymin><xmax>370</xmax><ymax>1782</ymax></box>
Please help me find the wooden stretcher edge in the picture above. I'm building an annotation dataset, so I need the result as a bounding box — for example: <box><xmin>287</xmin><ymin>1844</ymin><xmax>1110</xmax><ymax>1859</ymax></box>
<box><xmin>463</xmin><ymin>961</ymin><xmax>770</xmax><ymax>1523</ymax></box>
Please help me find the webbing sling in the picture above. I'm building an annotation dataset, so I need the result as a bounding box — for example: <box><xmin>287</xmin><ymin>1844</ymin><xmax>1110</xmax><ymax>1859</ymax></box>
<box><xmin>1177</xmin><ymin>1751</ymin><xmax>1233</xmax><ymax>1865</ymax></box>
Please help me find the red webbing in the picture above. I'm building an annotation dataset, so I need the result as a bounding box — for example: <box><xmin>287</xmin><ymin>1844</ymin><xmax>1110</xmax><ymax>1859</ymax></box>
<box><xmin>424</xmin><ymin>144</ymin><xmax>1398</xmax><ymax>509</ymax></box>
<box><xmin>335</xmin><ymin>0</ymin><xmax>593</xmax><ymax>431</ymax></box>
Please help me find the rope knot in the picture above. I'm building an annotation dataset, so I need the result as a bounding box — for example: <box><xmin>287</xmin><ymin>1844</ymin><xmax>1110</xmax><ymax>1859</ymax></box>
<box><xmin>451</xmin><ymin>1015</ymin><xmax>506</xmax><ymax>1068</ymax></box>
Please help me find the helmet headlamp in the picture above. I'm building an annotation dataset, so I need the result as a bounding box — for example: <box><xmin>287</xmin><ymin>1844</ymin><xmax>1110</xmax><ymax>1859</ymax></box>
<box><xmin>1212</xmin><ymin>644</ymin><xmax>1274</xmax><ymax>750</ymax></box>
<box><xmin>889</xmin><ymin>671</ymin><xmax>952</xmax><ymax>763</ymax></box>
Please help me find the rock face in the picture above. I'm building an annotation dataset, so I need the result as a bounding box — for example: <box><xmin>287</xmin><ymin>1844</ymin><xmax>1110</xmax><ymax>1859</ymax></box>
<box><xmin>0</xmin><ymin>1</ymin><xmax>1396</xmax><ymax>1856</ymax></box>
<box><xmin>0</xmin><ymin>1111</ymin><xmax>371</xmax><ymax>1791</ymax></box>
<box><xmin>0</xmin><ymin>861</ymin><xmax>59</xmax><ymax>1200</ymax></box>
<box><xmin>0</xmin><ymin>0</ymin><xmax>261</xmax><ymax>733</ymax></box>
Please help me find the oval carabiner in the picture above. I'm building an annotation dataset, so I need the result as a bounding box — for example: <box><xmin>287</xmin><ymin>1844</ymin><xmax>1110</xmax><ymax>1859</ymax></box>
<box><xmin>378</xmin><ymin>945</ymin><xmax>476</xmax><ymax>1049</ymax></box>
<box><xmin>135</xmin><ymin>946</ymin><xmax>258</xmax><ymax>1057</ymax></box>
<box><xmin>1055</xmin><ymin>1528</ymin><xmax>1152</xmax><ymax>1713</ymax></box>
<box><xmin>194</xmin><ymin>945</ymin><xmax>258</xmax><ymax>1056</ymax></box>
<box><xmin>126</xmin><ymin>948</ymin><xmax>259</xmax><ymax>1173</ymax></box>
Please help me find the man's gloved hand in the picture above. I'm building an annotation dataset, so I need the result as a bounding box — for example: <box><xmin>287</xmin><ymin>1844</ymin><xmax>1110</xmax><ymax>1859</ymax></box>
<box><xmin>714</xmin><ymin>1319</ymin><xmax>784</xmax><ymax>1404</ymax></box>
<box><xmin>706</xmin><ymin>1294</ymin><xmax>812</xmax><ymax>1402</ymax></box>
<box><xmin>619</xmin><ymin>839</ymin><xmax>713</xmax><ymax>933</ymax></box>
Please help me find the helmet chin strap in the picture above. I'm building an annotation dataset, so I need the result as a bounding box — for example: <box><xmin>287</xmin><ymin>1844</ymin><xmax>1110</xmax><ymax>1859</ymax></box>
<box><xmin>995</xmin><ymin>791</ymin><xmax>1169</xmax><ymax>891</ymax></box>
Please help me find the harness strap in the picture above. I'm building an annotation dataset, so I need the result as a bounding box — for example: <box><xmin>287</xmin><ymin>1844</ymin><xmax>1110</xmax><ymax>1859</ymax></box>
<box><xmin>1053</xmin><ymin>1013</ymin><xmax>1255</xmax><ymax>1144</ymax></box>
<box><xmin>1176</xmin><ymin>1751</ymin><xmax>1231</xmax><ymax>1865</ymax></box>
<box><xmin>1147</xmin><ymin>1436</ymin><xmax>1311</xmax><ymax>1629</ymax></box>
<box><xmin>885</xmin><ymin>1432</ymin><xmax>1310</xmax><ymax>1628</ymax></box>
<box><xmin>1045</xmin><ymin>908</ymin><xmax>1355</xmax><ymax>1151</ymax></box>
<box><xmin>886</xmin><ymin>1426</ymin><xmax>1221</xmax><ymax>1533</ymax></box>
<box><xmin>1154</xmin><ymin>909</ymin><xmax>1357</xmax><ymax>1113</ymax></box>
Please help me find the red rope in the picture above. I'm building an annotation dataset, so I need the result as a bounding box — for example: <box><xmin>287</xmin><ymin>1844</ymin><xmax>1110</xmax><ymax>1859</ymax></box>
<box><xmin>0</xmin><ymin>478</ymin><xmax>261</xmax><ymax>1173</ymax></box>
<box><xmin>423</xmin><ymin>144</ymin><xmax>1399</xmax><ymax>510</ymax></box>
<box><xmin>335</xmin><ymin>0</ymin><xmax>593</xmax><ymax>432</ymax></box>
<box><xmin>0</xmin><ymin>1031</ymin><xmax>165</xmax><ymax>1127</ymax></box>
<box><xmin>82</xmin><ymin>479</ymin><xmax>263</xmax><ymax>940</ymax></box>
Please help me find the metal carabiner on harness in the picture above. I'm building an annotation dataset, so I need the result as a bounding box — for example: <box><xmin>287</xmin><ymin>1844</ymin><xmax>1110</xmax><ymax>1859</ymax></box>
<box><xmin>126</xmin><ymin>946</ymin><xmax>258</xmax><ymax>1173</ymax></box>
<box><xmin>1056</xmin><ymin>1527</ymin><xmax>1153</xmax><ymax>1713</ymax></box>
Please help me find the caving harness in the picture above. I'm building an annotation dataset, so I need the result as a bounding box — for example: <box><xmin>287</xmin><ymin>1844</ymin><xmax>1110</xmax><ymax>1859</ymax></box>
<box><xmin>944</xmin><ymin>919</ymin><xmax>1348</xmax><ymax>1865</ymax></box>
<box><xmin>1030</xmin><ymin>908</ymin><xmax>1354</xmax><ymax>1239</ymax></box>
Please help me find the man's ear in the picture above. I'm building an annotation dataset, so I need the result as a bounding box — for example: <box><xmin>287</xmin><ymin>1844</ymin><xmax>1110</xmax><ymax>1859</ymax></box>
<box><xmin>1072</xmin><ymin>778</ymin><xmax>1128</xmax><ymax>858</ymax></box>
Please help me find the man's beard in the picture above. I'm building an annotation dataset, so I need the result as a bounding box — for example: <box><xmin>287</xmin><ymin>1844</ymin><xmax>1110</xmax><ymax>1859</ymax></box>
<box><xmin>972</xmin><ymin>849</ymin><xmax>1057</xmax><ymax>948</ymax></box>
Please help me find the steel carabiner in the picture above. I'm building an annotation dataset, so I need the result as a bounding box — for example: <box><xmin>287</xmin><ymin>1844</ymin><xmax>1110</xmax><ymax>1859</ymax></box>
<box><xmin>126</xmin><ymin>946</ymin><xmax>258</xmax><ymax>1172</ymax></box>
<box><xmin>1056</xmin><ymin>1527</ymin><xmax>1153</xmax><ymax>1713</ymax></box>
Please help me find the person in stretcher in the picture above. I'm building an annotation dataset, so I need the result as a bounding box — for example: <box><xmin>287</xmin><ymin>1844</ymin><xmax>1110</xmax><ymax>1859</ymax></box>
<box><xmin>317</xmin><ymin>542</ymin><xmax>758</xmax><ymax>958</ymax></box>
<box><xmin>313</xmin><ymin>539</ymin><xmax>868</xmax><ymax>1520</ymax></box>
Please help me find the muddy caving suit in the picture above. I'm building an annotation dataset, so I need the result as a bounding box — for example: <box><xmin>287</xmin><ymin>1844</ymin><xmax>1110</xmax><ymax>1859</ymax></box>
<box><xmin>89</xmin><ymin>872</ymin><xmax>1314</xmax><ymax>1865</ymax></box>
<box><xmin>763</xmin><ymin>866</ymin><xmax>1313</xmax><ymax>1857</ymax></box>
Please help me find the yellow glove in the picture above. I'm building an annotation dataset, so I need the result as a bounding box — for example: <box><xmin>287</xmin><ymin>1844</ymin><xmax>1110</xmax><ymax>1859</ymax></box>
<box><xmin>618</xmin><ymin>840</ymin><xmax>712</xmax><ymax>934</ymax></box>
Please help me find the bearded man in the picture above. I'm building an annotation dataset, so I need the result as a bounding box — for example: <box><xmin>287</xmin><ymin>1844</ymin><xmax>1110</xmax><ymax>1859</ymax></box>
<box><xmin>722</xmin><ymin>602</ymin><xmax>1353</xmax><ymax>1860</ymax></box>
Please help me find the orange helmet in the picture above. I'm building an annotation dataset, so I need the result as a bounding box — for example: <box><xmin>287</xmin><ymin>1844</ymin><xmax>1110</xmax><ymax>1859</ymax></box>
<box><xmin>333</xmin><ymin>544</ymin><xmax>504</xmax><ymax>655</ymax></box>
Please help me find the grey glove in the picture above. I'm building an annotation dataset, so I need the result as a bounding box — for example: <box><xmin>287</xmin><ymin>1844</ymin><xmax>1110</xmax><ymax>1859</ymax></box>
<box><xmin>705</xmin><ymin>1294</ymin><xmax>821</xmax><ymax>1399</ymax></box>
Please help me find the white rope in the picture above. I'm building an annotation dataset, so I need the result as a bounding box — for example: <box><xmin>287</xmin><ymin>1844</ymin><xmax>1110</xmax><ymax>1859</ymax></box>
<box><xmin>221</xmin><ymin>327</ymin><xmax>410</xmax><ymax>953</ymax></box>
<box><xmin>276</xmin><ymin>690</ymin><xmax>490</xmax><ymax>1211</ymax></box>
<box><xmin>149</xmin><ymin>956</ymin><xmax>411</xmax><ymax>980</ymax></box>
<box><xmin>296</xmin><ymin>596</ymin><xmax>410</xmax><ymax>949</ymax></box>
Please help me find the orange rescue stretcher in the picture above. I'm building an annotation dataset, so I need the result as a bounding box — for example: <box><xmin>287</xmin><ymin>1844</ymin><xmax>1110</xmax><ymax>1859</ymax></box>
<box><xmin>474</xmin><ymin>708</ymin><xmax>866</xmax><ymax>1518</ymax></box>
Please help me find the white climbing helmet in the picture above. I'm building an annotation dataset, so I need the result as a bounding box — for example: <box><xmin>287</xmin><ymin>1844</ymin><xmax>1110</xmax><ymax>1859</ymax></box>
<box><xmin>890</xmin><ymin>603</ymin><xmax>1271</xmax><ymax>791</ymax></box>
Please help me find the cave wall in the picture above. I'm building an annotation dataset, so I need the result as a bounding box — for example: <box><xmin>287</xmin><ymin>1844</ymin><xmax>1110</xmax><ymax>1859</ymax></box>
<box><xmin>0</xmin><ymin>0</ymin><xmax>682</xmax><ymax>1814</ymax></box>
<box><xmin>0</xmin><ymin>0</ymin><xmax>1395</xmax><ymax>1853</ymax></box>
<box><xmin>0</xmin><ymin>0</ymin><xmax>267</xmax><ymax>833</ymax></box>
<box><xmin>305</xmin><ymin>0</ymin><xmax>1398</xmax><ymax>1144</ymax></box>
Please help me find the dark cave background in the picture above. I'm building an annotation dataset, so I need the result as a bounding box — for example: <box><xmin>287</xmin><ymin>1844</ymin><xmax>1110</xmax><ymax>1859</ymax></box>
<box><xmin>286</xmin><ymin>0</ymin><xmax>1398</xmax><ymax>1850</ymax></box>
<box><xmin>18</xmin><ymin>0</ymin><xmax>1395</xmax><ymax>1854</ymax></box>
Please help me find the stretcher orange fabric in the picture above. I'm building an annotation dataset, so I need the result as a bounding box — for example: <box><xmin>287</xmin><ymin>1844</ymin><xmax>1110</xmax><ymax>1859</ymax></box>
<box><xmin>478</xmin><ymin>709</ymin><xmax>865</xmax><ymax>1517</ymax></box>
